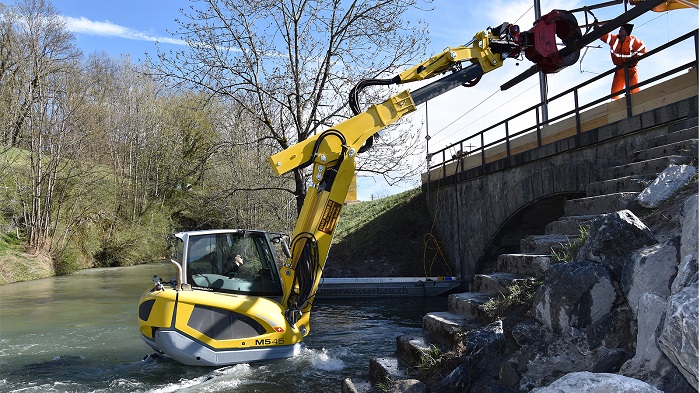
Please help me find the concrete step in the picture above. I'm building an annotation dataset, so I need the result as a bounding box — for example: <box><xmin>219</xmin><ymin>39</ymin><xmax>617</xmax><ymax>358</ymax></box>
<box><xmin>396</xmin><ymin>335</ymin><xmax>444</xmax><ymax>367</ymax></box>
<box><xmin>474</xmin><ymin>272</ymin><xmax>534</xmax><ymax>296</ymax></box>
<box><xmin>497</xmin><ymin>253</ymin><xmax>553</xmax><ymax>276</ymax></box>
<box><xmin>422</xmin><ymin>311</ymin><xmax>480</xmax><ymax>344</ymax></box>
<box><xmin>545</xmin><ymin>215</ymin><xmax>597</xmax><ymax>235</ymax></box>
<box><xmin>586</xmin><ymin>174</ymin><xmax>655</xmax><ymax>196</ymax></box>
<box><xmin>369</xmin><ymin>356</ymin><xmax>406</xmax><ymax>384</ymax></box>
<box><xmin>564</xmin><ymin>192</ymin><xmax>639</xmax><ymax>216</ymax></box>
<box><xmin>448</xmin><ymin>292</ymin><xmax>494</xmax><ymax>319</ymax></box>
<box><xmin>607</xmin><ymin>155</ymin><xmax>694</xmax><ymax>178</ymax></box>
<box><xmin>633</xmin><ymin>139</ymin><xmax>698</xmax><ymax>163</ymax></box>
<box><xmin>648</xmin><ymin>119</ymin><xmax>698</xmax><ymax>147</ymax></box>
<box><xmin>520</xmin><ymin>234</ymin><xmax>579</xmax><ymax>254</ymax></box>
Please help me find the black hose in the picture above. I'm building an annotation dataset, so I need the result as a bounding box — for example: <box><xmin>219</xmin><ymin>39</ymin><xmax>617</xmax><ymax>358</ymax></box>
<box><xmin>347</xmin><ymin>77</ymin><xmax>399</xmax><ymax>154</ymax></box>
<box><xmin>348</xmin><ymin>77</ymin><xmax>399</xmax><ymax>115</ymax></box>
<box><xmin>286</xmin><ymin>232</ymin><xmax>321</xmax><ymax>324</ymax></box>
<box><xmin>296</xmin><ymin>129</ymin><xmax>347</xmax><ymax>173</ymax></box>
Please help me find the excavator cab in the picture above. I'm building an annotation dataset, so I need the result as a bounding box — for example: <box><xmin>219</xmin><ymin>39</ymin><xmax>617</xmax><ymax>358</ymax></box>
<box><xmin>178</xmin><ymin>230</ymin><xmax>284</xmax><ymax>297</ymax></box>
<box><xmin>138</xmin><ymin>229</ymin><xmax>303</xmax><ymax>366</ymax></box>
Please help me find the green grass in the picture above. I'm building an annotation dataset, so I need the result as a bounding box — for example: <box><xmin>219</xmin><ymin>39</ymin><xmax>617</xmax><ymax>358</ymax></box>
<box><xmin>333</xmin><ymin>189</ymin><xmax>422</xmax><ymax>241</ymax></box>
<box><xmin>0</xmin><ymin>232</ymin><xmax>22</xmax><ymax>252</ymax></box>
<box><xmin>551</xmin><ymin>225</ymin><xmax>590</xmax><ymax>263</ymax></box>
<box><xmin>482</xmin><ymin>279</ymin><xmax>541</xmax><ymax>322</ymax></box>
<box><xmin>328</xmin><ymin>188</ymin><xmax>452</xmax><ymax>277</ymax></box>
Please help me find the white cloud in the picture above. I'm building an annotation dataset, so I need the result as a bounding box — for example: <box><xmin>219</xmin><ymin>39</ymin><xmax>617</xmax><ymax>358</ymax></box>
<box><xmin>61</xmin><ymin>16</ymin><xmax>186</xmax><ymax>46</ymax></box>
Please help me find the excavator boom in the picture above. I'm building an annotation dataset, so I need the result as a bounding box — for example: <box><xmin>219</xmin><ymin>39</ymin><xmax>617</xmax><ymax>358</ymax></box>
<box><xmin>269</xmin><ymin>10</ymin><xmax>583</xmax><ymax>332</ymax></box>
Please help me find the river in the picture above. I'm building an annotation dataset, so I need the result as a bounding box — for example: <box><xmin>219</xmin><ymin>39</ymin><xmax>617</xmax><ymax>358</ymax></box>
<box><xmin>0</xmin><ymin>263</ymin><xmax>447</xmax><ymax>392</ymax></box>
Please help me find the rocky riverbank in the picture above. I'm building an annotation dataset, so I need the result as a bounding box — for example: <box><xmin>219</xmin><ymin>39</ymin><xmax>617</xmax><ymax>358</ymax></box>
<box><xmin>347</xmin><ymin>165</ymin><xmax>698</xmax><ymax>392</ymax></box>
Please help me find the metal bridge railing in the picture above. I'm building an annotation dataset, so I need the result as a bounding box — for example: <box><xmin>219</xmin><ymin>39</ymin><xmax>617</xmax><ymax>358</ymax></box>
<box><xmin>426</xmin><ymin>29</ymin><xmax>699</xmax><ymax>185</ymax></box>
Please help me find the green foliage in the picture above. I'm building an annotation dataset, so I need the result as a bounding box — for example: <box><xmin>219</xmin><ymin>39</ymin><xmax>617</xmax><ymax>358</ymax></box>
<box><xmin>417</xmin><ymin>344</ymin><xmax>442</xmax><ymax>371</ymax></box>
<box><xmin>0</xmin><ymin>232</ymin><xmax>22</xmax><ymax>252</ymax></box>
<box><xmin>373</xmin><ymin>378</ymin><xmax>395</xmax><ymax>393</ymax></box>
<box><xmin>482</xmin><ymin>279</ymin><xmax>541</xmax><ymax>322</ymax></box>
<box><xmin>551</xmin><ymin>225</ymin><xmax>590</xmax><ymax>263</ymax></box>
<box><xmin>94</xmin><ymin>210</ymin><xmax>171</xmax><ymax>267</ymax></box>
<box><xmin>53</xmin><ymin>246</ymin><xmax>83</xmax><ymax>275</ymax></box>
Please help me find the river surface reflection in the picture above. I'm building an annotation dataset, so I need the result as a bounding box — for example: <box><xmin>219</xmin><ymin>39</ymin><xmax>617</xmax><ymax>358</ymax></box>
<box><xmin>0</xmin><ymin>263</ymin><xmax>447</xmax><ymax>392</ymax></box>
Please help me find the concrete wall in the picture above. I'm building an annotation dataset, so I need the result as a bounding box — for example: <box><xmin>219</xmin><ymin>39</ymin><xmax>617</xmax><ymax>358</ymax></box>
<box><xmin>424</xmin><ymin>96</ymin><xmax>698</xmax><ymax>288</ymax></box>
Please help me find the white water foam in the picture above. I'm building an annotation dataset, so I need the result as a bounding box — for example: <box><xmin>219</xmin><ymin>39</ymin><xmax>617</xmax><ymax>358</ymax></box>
<box><xmin>146</xmin><ymin>363</ymin><xmax>252</xmax><ymax>393</ymax></box>
<box><xmin>302</xmin><ymin>347</ymin><xmax>346</xmax><ymax>371</ymax></box>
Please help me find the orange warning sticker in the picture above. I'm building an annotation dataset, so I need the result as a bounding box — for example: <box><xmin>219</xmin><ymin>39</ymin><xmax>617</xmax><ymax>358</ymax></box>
<box><xmin>318</xmin><ymin>200</ymin><xmax>342</xmax><ymax>235</ymax></box>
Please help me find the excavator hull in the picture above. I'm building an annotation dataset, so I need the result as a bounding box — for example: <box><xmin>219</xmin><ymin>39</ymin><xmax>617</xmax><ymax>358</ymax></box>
<box><xmin>138</xmin><ymin>286</ymin><xmax>304</xmax><ymax>366</ymax></box>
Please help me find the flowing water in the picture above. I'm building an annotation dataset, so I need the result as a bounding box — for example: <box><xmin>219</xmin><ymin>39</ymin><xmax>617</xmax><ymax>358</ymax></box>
<box><xmin>0</xmin><ymin>263</ymin><xmax>447</xmax><ymax>392</ymax></box>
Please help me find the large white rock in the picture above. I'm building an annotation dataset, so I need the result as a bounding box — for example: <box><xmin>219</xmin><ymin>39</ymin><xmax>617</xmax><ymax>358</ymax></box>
<box><xmin>659</xmin><ymin>282</ymin><xmax>699</xmax><ymax>391</ymax></box>
<box><xmin>680</xmin><ymin>193</ymin><xmax>698</xmax><ymax>263</ymax></box>
<box><xmin>533</xmin><ymin>262</ymin><xmax>617</xmax><ymax>336</ymax></box>
<box><xmin>619</xmin><ymin>293</ymin><xmax>676</xmax><ymax>387</ymax></box>
<box><xmin>530</xmin><ymin>371</ymin><xmax>663</xmax><ymax>392</ymax></box>
<box><xmin>636</xmin><ymin>165</ymin><xmax>696</xmax><ymax>209</ymax></box>
<box><xmin>672</xmin><ymin>254</ymin><xmax>698</xmax><ymax>294</ymax></box>
<box><xmin>622</xmin><ymin>242</ymin><xmax>678</xmax><ymax>317</ymax></box>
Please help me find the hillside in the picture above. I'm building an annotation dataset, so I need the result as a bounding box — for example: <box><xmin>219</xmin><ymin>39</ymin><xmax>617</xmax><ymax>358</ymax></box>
<box><xmin>323</xmin><ymin>188</ymin><xmax>454</xmax><ymax>278</ymax></box>
<box><xmin>0</xmin><ymin>234</ymin><xmax>53</xmax><ymax>284</ymax></box>
<box><xmin>0</xmin><ymin>187</ymin><xmax>450</xmax><ymax>284</ymax></box>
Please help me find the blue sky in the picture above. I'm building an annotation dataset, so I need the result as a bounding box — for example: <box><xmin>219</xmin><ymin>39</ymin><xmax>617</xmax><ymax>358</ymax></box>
<box><xmin>17</xmin><ymin>0</ymin><xmax>700</xmax><ymax>199</ymax></box>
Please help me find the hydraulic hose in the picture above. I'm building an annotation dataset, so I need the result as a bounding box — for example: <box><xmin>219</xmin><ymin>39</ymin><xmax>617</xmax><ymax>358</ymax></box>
<box><xmin>348</xmin><ymin>77</ymin><xmax>399</xmax><ymax>115</ymax></box>
<box><xmin>348</xmin><ymin>77</ymin><xmax>400</xmax><ymax>154</ymax></box>
<box><xmin>285</xmin><ymin>232</ymin><xmax>321</xmax><ymax>326</ymax></box>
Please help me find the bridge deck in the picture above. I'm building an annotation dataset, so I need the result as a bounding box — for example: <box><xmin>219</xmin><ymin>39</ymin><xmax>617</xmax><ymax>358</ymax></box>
<box><xmin>422</xmin><ymin>70</ymin><xmax>698</xmax><ymax>185</ymax></box>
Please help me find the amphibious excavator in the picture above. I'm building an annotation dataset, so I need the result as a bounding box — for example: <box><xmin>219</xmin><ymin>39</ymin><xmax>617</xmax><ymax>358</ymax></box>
<box><xmin>137</xmin><ymin>1</ymin><xmax>669</xmax><ymax>366</ymax></box>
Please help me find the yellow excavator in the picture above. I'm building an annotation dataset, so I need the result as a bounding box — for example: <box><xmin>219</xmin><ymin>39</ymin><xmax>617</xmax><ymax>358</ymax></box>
<box><xmin>137</xmin><ymin>0</ymin><xmax>669</xmax><ymax>366</ymax></box>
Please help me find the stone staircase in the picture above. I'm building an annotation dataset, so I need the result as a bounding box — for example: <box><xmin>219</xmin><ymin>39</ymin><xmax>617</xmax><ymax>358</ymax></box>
<box><xmin>346</xmin><ymin>115</ymin><xmax>698</xmax><ymax>392</ymax></box>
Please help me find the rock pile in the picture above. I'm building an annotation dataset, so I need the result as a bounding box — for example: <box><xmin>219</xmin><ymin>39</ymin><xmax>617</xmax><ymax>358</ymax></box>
<box><xmin>343</xmin><ymin>163</ymin><xmax>698</xmax><ymax>392</ymax></box>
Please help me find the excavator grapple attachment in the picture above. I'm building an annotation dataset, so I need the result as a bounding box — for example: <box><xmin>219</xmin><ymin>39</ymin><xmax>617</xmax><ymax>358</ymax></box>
<box><xmin>523</xmin><ymin>10</ymin><xmax>582</xmax><ymax>74</ymax></box>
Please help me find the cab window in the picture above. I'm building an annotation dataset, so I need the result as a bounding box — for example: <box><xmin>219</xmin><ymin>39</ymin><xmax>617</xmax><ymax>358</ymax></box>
<box><xmin>185</xmin><ymin>232</ymin><xmax>283</xmax><ymax>297</ymax></box>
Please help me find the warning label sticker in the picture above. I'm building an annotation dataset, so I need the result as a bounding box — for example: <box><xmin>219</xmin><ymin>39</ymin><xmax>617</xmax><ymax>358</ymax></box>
<box><xmin>318</xmin><ymin>200</ymin><xmax>342</xmax><ymax>235</ymax></box>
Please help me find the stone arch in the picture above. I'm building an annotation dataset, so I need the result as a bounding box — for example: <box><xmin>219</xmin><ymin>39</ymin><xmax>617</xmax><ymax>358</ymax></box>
<box><xmin>477</xmin><ymin>192</ymin><xmax>585</xmax><ymax>274</ymax></box>
<box><xmin>427</xmin><ymin>153</ymin><xmax>600</xmax><ymax>288</ymax></box>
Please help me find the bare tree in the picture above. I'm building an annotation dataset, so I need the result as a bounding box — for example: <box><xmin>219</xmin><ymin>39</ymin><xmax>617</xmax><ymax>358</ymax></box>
<box><xmin>0</xmin><ymin>2</ymin><xmax>20</xmax><ymax>148</ymax></box>
<box><xmin>1</xmin><ymin>0</ymin><xmax>83</xmax><ymax>251</ymax></box>
<box><xmin>153</xmin><ymin>0</ymin><xmax>431</xmax><ymax>212</ymax></box>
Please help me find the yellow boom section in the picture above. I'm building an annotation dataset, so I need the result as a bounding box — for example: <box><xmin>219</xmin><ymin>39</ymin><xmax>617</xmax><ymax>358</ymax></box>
<box><xmin>395</xmin><ymin>30</ymin><xmax>505</xmax><ymax>84</ymax></box>
<box><xmin>269</xmin><ymin>91</ymin><xmax>415</xmax><ymax>176</ymax></box>
<box><xmin>269</xmin><ymin>91</ymin><xmax>415</xmax><ymax>323</ymax></box>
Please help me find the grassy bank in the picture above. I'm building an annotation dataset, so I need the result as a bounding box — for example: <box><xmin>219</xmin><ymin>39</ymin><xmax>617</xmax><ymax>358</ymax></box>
<box><xmin>326</xmin><ymin>188</ymin><xmax>452</xmax><ymax>278</ymax></box>
<box><xmin>0</xmin><ymin>233</ymin><xmax>54</xmax><ymax>284</ymax></box>
<box><xmin>0</xmin><ymin>187</ymin><xmax>447</xmax><ymax>284</ymax></box>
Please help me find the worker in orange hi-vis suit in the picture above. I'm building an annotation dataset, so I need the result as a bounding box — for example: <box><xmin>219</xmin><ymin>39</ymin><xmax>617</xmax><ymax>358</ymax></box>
<box><xmin>600</xmin><ymin>23</ymin><xmax>647</xmax><ymax>100</ymax></box>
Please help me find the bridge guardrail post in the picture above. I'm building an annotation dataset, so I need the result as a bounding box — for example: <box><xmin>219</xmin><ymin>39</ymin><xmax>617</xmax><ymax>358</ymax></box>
<box><xmin>624</xmin><ymin>64</ymin><xmax>633</xmax><ymax>118</ymax></box>
<box><xmin>536</xmin><ymin>108</ymin><xmax>542</xmax><ymax>148</ymax></box>
<box><xmin>505</xmin><ymin>120</ymin><xmax>511</xmax><ymax>159</ymax></box>
<box><xmin>574</xmin><ymin>89</ymin><xmax>581</xmax><ymax>135</ymax></box>
<box><xmin>480</xmin><ymin>132</ymin><xmax>486</xmax><ymax>169</ymax></box>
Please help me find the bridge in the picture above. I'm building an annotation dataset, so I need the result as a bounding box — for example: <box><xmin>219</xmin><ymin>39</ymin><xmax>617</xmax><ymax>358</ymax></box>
<box><xmin>421</xmin><ymin>29</ymin><xmax>698</xmax><ymax>286</ymax></box>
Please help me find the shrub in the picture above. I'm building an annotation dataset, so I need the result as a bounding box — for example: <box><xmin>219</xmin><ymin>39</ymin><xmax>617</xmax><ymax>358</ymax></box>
<box><xmin>53</xmin><ymin>247</ymin><xmax>83</xmax><ymax>275</ymax></box>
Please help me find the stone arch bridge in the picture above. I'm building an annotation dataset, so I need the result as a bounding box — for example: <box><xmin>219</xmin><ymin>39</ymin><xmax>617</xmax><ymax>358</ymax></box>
<box><xmin>422</xmin><ymin>78</ymin><xmax>697</xmax><ymax>287</ymax></box>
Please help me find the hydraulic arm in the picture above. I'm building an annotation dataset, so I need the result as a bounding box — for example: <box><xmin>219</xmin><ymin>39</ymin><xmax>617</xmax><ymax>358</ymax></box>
<box><xmin>269</xmin><ymin>10</ymin><xmax>582</xmax><ymax>332</ymax></box>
